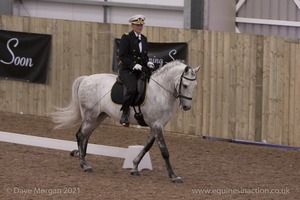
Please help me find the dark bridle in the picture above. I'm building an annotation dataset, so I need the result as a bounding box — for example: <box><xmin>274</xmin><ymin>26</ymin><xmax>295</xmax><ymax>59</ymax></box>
<box><xmin>176</xmin><ymin>66</ymin><xmax>197</xmax><ymax>101</ymax></box>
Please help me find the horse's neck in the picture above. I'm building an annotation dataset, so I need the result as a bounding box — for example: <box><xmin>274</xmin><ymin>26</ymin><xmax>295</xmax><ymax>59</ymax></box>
<box><xmin>150</xmin><ymin>66</ymin><xmax>182</xmax><ymax>102</ymax></box>
<box><xmin>152</xmin><ymin>66</ymin><xmax>182</xmax><ymax>90</ymax></box>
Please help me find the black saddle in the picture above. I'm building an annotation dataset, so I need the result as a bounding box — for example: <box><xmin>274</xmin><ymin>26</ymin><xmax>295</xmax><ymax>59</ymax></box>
<box><xmin>111</xmin><ymin>70</ymin><xmax>152</xmax><ymax>127</ymax></box>
<box><xmin>111</xmin><ymin>74</ymin><xmax>148</xmax><ymax>107</ymax></box>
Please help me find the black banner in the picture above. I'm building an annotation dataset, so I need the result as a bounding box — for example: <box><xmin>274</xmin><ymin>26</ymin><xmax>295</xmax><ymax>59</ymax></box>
<box><xmin>112</xmin><ymin>38</ymin><xmax>187</xmax><ymax>72</ymax></box>
<box><xmin>0</xmin><ymin>30</ymin><xmax>51</xmax><ymax>83</ymax></box>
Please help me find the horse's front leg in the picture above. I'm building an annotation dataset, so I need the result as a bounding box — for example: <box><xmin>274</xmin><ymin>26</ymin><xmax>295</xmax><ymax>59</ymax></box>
<box><xmin>130</xmin><ymin>129</ymin><xmax>156</xmax><ymax>176</ymax></box>
<box><xmin>155</xmin><ymin>128</ymin><xmax>183</xmax><ymax>183</ymax></box>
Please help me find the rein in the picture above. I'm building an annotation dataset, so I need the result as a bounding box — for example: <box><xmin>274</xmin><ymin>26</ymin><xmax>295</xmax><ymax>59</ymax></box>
<box><xmin>149</xmin><ymin>77</ymin><xmax>178</xmax><ymax>99</ymax></box>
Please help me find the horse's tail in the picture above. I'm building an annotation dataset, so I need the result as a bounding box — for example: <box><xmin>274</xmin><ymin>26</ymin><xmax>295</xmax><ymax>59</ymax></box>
<box><xmin>50</xmin><ymin>76</ymin><xmax>87</xmax><ymax>129</ymax></box>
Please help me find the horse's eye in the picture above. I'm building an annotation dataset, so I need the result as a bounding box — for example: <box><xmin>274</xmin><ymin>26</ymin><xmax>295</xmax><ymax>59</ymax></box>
<box><xmin>183</xmin><ymin>84</ymin><xmax>188</xmax><ymax>89</ymax></box>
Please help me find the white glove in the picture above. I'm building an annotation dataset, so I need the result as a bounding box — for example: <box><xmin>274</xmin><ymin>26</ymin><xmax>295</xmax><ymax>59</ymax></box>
<box><xmin>147</xmin><ymin>62</ymin><xmax>155</xmax><ymax>69</ymax></box>
<box><xmin>133</xmin><ymin>64</ymin><xmax>142</xmax><ymax>71</ymax></box>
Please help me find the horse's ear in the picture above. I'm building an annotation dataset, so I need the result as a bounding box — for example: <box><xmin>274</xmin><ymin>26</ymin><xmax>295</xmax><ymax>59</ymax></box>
<box><xmin>194</xmin><ymin>65</ymin><xmax>201</xmax><ymax>73</ymax></box>
<box><xmin>184</xmin><ymin>66</ymin><xmax>190</xmax><ymax>73</ymax></box>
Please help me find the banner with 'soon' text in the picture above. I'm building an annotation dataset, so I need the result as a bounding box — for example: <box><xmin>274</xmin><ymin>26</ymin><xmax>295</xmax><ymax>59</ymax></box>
<box><xmin>0</xmin><ymin>30</ymin><xmax>51</xmax><ymax>84</ymax></box>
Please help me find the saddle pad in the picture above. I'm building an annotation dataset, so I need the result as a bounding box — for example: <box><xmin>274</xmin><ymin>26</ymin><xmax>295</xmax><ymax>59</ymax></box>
<box><xmin>111</xmin><ymin>81</ymin><xmax>123</xmax><ymax>105</ymax></box>
<box><xmin>111</xmin><ymin>80</ymin><xmax>147</xmax><ymax>106</ymax></box>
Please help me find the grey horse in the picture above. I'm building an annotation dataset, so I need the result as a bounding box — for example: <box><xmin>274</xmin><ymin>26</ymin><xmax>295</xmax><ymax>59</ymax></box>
<box><xmin>51</xmin><ymin>60</ymin><xmax>201</xmax><ymax>183</ymax></box>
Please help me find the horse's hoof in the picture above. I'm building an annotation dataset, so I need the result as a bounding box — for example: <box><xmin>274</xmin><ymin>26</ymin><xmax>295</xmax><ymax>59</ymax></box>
<box><xmin>81</xmin><ymin>164</ymin><xmax>93</xmax><ymax>172</ymax></box>
<box><xmin>130</xmin><ymin>171</ymin><xmax>140</xmax><ymax>176</ymax></box>
<box><xmin>121</xmin><ymin>122</ymin><xmax>130</xmax><ymax>127</ymax></box>
<box><xmin>84</xmin><ymin>168</ymin><xmax>93</xmax><ymax>172</ymax></box>
<box><xmin>172</xmin><ymin>177</ymin><xmax>183</xmax><ymax>183</ymax></box>
<box><xmin>70</xmin><ymin>150</ymin><xmax>79</xmax><ymax>157</ymax></box>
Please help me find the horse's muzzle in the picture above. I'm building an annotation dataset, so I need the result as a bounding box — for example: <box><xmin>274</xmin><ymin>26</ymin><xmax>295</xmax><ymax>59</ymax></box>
<box><xmin>182</xmin><ymin>105</ymin><xmax>191</xmax><ymax>111</ymax></box>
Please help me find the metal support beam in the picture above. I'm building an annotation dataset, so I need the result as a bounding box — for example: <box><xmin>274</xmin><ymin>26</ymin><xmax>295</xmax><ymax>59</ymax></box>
<box><xmin>191</xmin><ymin>0</ymin><xmax>204</xmax><ymax>29</ymax></box>
<box><xmin>0</xmin><ymin>0</ymin><xmax>14</xmax><ymax>15</ymax></box>
<box><xmin>236</xmin><ymin>17</ymin><xmax>300</xmax><ymax>28</ymax></box>
<box><xmin>236</xmin><ymin>0</ymin><xmax>247</xmax><ymax>12</ymax></box>
<box><xmin>183</xmin><ymin>0</ymin><xmax>192</xmax><ymax>29</ymax></box>
<box><xmin>294</xmin><ymin>0</ymin><xmax>300</xmax><ymax>10</ymax></box>
<box><xmin>103</xmin><ymin>0</ymin><xmax>108</xmax><ymax>23</ymax></box>
<box><xmin>184</xmin><ymin>0</ymin><xmax>204</xmax><ymax>29</ymax></box>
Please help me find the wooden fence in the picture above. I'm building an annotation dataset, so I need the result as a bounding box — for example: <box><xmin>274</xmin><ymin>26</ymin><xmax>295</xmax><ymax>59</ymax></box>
<box><xmin>0</xmin><ymin>15</ymin><xmax>299</xmax><ymax>147</ymax></box>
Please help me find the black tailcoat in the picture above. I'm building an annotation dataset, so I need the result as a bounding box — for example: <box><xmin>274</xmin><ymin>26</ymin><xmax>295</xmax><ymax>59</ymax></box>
<box><xmin>117</xmin><ymin>30</ymin><xmax>149</xmax><ymax>111</ymax></box>
<box><xmin>118</xmin><ymin>30</ymin><xmax>149</xmax><ymax>72</ymax></box>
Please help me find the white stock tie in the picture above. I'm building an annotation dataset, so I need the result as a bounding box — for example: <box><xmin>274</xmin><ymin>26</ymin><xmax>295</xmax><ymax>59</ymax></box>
<box><xmin>138</xmin><ymin>35</ymin><xmax>142</xmax><ymax>52</ymax></box>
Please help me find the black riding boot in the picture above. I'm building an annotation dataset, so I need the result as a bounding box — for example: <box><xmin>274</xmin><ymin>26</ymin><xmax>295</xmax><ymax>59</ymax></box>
<box><xmin>120</xmin><ymin>108</ymin><xmax>130</xmax><ymax>127</ymax></box>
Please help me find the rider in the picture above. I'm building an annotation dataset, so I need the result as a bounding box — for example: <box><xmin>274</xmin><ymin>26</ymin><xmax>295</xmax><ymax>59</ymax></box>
<box><xmin>118</xmin><ymin>14</ymin><xmax>154</xmax><ymax>127</ymax></box>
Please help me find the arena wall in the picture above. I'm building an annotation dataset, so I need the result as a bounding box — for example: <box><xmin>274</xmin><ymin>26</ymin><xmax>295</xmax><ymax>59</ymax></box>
<box><xmin>0</xmin><ymin>15</ymin><xmax>299</xmax><ymax>147</ymax></box>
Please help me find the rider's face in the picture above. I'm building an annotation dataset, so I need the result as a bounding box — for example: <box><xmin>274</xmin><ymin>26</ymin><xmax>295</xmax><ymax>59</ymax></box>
<box><xmin>131</xmin><ymin>24</ymin><xmax>144</xmax><ymax>34</ymax></box>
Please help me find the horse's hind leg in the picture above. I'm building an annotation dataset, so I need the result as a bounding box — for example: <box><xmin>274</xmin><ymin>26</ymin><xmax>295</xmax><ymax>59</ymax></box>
<box><xmin>71</xmin><ymin>113</ymin><xmax>108</xmax><ymax>172</ymax></box>
<box><xmin>75</xmin><ymin>124</ymin><xmax>94</xmax><ymax>172</ymax></box>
